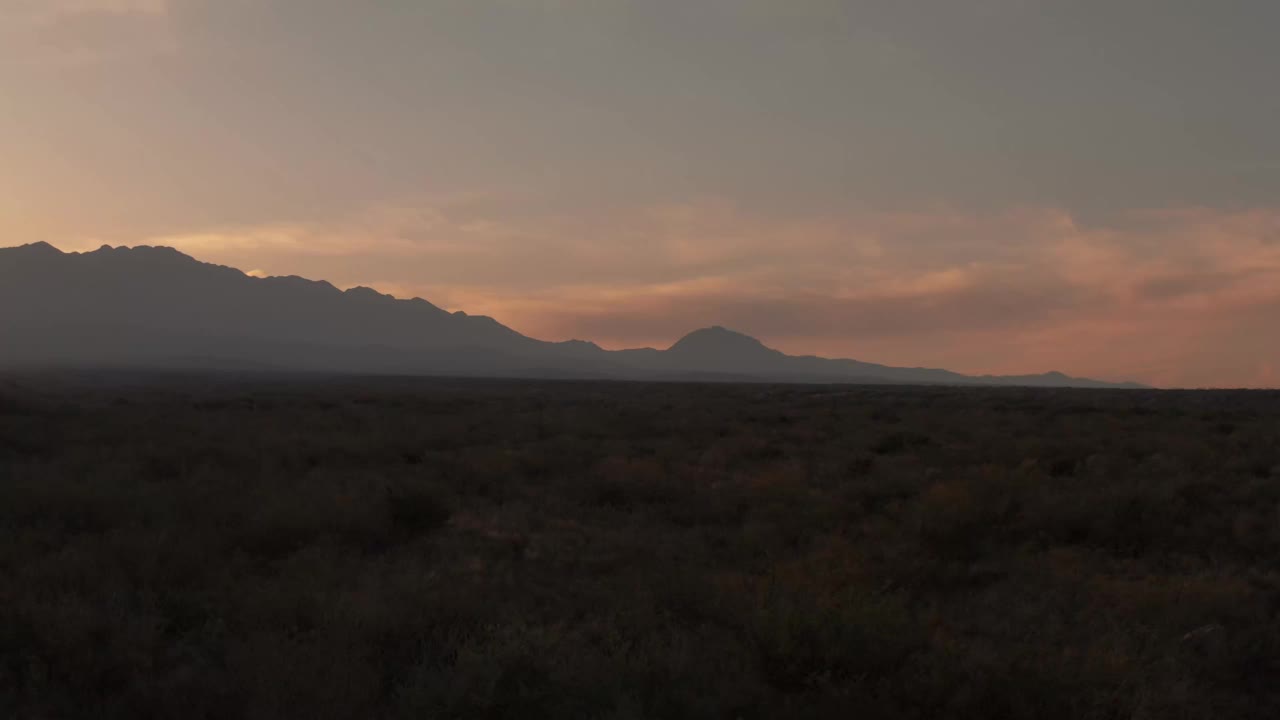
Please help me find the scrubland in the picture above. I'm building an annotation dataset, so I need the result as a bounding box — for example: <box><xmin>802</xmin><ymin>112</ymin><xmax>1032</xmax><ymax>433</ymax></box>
<box><xmin>2</xmin><ymin>374</ymin><xmax>1279</xmax><ymax>718</ymax></box>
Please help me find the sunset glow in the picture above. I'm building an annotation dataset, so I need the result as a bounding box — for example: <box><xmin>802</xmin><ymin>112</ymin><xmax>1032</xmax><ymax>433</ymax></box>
<box><xmin>4</xmin><ymin>1</ymin><xmax>1278</xmax><ymax>387</ymax></box>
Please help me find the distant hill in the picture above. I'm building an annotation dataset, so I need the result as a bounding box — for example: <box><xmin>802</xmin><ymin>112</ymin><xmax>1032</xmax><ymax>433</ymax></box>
<box><xmin>0</xmin><ymin>242</ymin><xmax>1145</xmax><ymax>388</ymax></box>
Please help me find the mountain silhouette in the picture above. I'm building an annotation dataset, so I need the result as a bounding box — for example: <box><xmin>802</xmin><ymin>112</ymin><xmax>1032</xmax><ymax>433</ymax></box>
<box><xmin>663</xmin><ymin>326</ymin><xmax>788</xmax><ymax>373</ymax></box>
<box><xmin>0</xmin><ymin>243</ymin><xmax>1144</xmax><ymax>388</ymax></box>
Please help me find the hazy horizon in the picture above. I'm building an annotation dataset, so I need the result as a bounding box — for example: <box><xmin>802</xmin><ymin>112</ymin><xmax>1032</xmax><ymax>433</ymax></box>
<box><xmin>4</xmin><ymin>1</ymin><xmax>1278</xmax><ymax>387</ymax></box>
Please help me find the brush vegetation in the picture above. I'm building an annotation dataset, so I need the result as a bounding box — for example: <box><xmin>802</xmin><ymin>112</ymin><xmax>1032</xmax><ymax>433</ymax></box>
<box><xmin>2</xmin><ymin>374</ymin><xmax>1279</xmax><ymax>718</ymax></box>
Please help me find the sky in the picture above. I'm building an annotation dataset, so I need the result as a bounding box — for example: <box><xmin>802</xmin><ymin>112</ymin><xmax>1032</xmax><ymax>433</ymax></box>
<box><xmin>3</xmin><ymin>0</ymin><xmax>1278</xmax><ymax>387</ymax></box>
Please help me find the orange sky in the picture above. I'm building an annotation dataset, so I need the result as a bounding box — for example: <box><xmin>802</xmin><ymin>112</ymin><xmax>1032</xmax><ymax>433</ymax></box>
<box><xmin>38</xmin><ymin>201</ymin><xmax>1280</xmax><ymax>388</ymax></box>
<box><xmin>4</xmin><ymin>1</ymin><xmax>1280</xmax><ymax>387</ymax></box>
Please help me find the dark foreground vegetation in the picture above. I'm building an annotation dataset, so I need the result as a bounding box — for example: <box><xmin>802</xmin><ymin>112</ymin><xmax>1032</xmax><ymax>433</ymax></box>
<box><xmin>2</xmin><ymin>373</ymin><xmax>1279</xmax><ymax>719</ymax></box>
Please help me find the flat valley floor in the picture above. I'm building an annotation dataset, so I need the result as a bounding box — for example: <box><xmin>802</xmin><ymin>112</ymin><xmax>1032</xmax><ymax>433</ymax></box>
<box><xmin>2</xmin><ymin>374</ymin><xmax>1279</xmax><ymax>718</ymax></box>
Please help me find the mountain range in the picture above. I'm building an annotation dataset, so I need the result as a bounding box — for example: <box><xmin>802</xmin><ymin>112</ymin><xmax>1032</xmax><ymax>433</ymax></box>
<box><xmin>0</xmin><ymin>242</ymin><xmax>1144</xmax><ymax>388</ymax></box>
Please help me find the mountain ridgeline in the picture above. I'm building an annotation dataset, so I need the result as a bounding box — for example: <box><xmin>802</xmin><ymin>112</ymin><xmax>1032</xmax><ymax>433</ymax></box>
<box><xmin>0</xmin><ymin>242</ymin><xmax>1143</xmax><ymax>388</ymax></box>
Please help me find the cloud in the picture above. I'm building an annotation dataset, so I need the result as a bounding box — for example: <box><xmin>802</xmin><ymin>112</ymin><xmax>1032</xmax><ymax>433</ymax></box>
<box><xmin>33</xmin><ymin>0</ymin><xmax>169</xmax><ymax>19</ymax></box>
<box><xmin>57</xmin><ymin>197</ymin><xmax>1280</xmax><ymax>388</ymax></box>
<box><xmin>1</xmin><ymin>0</ymin><xmax>173</xmax><ymax>66</ymax></box>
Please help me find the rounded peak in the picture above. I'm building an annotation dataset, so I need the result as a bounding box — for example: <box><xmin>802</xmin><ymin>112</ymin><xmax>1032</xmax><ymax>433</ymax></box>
<box><xmin>131</xmin><ymin>244</ymin><xmax>188</xmax><ymax>256</ymax></box>
<box><xmin>668</xmin><ymin>326</ymin><xmax>767</xmax><ymax>352</ymax></box>
<box><xmin>344</xmin><ymin>285</ymin><xmax>389</xmax><ymax>300</ymax></box>
<box><xmin>265</xmin><ymin>275</ymin><xmax>337</xmax><ymax>292</ymax></box>
<box><xmin>84</xmin><ymin>244</ymin><xmax>195</xmax><ymax>263</ymax></box>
